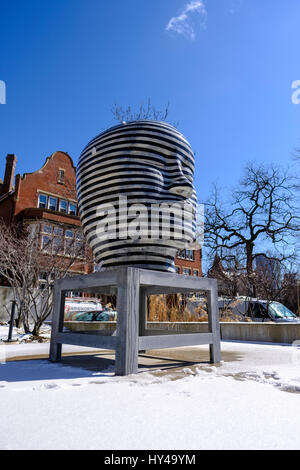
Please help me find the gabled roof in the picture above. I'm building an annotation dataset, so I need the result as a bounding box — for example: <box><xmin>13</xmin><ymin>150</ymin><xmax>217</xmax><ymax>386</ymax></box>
<box><xmin>18</xmin><ymin>151</ymin><xmax>76</xmax><ymax>181</ymax></box>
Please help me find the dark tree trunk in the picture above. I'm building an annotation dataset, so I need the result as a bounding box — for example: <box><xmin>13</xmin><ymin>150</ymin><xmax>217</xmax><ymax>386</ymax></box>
<box><xmin>246</xmin><ymin>242</ymin><xmax>256</xmax><ymax>297</ymax></box>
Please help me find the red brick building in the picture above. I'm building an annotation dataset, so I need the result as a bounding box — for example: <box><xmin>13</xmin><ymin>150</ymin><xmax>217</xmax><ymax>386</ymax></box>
<box><xmin>175</xmin><ymin>249</ymin><xmax>202</xmax><ymax>277</ymax></box>
<box><xmin>0</xmin><ymin>152</ymin><xmax>88</xmax><ymax>277</ymax></box>
<box><xmin>0</xmin><ymin>152</ymin><xmax>202</xmax><ymax>277</ymax></box>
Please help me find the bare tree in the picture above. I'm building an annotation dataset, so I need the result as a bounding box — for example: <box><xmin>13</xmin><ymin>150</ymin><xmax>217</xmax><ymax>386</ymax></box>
<box><xmin>207</xmin><ymin>247</ymin><xmax>299</xmax><ymax>320</ymax></box>
<box><xmin>205</xmin><ymin>162</ymin><xmax>299</xmax><ymax>296</ymax></box>
<box><xmin>254</xmin><ymin>253</ymin><xmax>299</xmax><ymax>312</ymax></box>
<box><xmin>0</xmin><ymin>220</ymin><xmax>93</xmax><ymax>336</ymax></box>
<box><xmin>111</xmin><ymin>99</ymin><xmax>179</xmax><ymax>127</ymax></box>
<box><xmin>207</xmin><ymin>250</ymin><xmax>247</xmax><ymax>298</ymax></box>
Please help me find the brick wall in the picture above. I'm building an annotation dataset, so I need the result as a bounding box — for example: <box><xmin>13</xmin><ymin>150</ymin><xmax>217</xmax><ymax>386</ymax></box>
<box><xmin>175</xmin><ymin>249</ymin><xmax>202</xmax><ymax>276</ymax></box>
<box><xmin>13</xmin><ymin>151</ymin><xmax>77</xmax><ymax>217</ymax></box>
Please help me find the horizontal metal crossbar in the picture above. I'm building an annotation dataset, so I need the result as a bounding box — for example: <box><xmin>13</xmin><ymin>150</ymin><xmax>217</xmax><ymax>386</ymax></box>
<box><xmin>54</xmin><ymin>332</ymin><xmax>117</xmax><ymax>350</ymax></box>
<box><xmin>138</xmin><ymin>332</ymin><xmax>213</xmax><ymax>350</ymax></box>
<box><xmin>139</xmin><ymin>269</ymin><xmax>216</xmax><ymax>291</ymax></box>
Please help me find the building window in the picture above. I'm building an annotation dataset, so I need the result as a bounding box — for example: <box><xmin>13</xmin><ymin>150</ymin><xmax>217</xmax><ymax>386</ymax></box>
<box><xmin>42</xmin><ymin>224</ymin><xmax>52</xmax><ymax>234</ymax></box>
<box><xmin>182</xmin><ymin>267</ymin><xmax>192</xmax><ymax>276</ymax></box>
<box><xmin>39</xmin><ymin>224</ymin><xmax>84</xmax><ymax>258</ymax></box>
<box><xmin>186</xmin><ymin>250</ymin><xmax>195</xmax><ymax>261</ymax></box>
<box><xmin>69</xmin><ymin>202</ymin><xmax>77</xmax><ymax>215</ymax></box>
<box><xmin>59</xmin><ymin>199</ymin><xmax>68</xmax><ymax>213</ymax></box>
<box><xmin>65</xmin><ymin>230</ymin><xmax>74</xmax><ymax>238</ymax></box>
<box><xmin>53</xmin><ymin>227</ymin><xmax>64</xmax><ymax>254</ymax></box>
<box><xmin>177</xmin><ymin>249</ymin><xmax>195</xmax><ymax>261</ymax></box>
<box><xmin>38</xmin><ymin>192</ymin><xmax>78</xmax><ymax>216</ymax></box>
<box><xmin>75</xmin><ymin>232</ymin><xmax>85</xmax><ymax>256</ymax></box>
<box><xmin>66</xmin><ymin>291</ymin><xmax>83</xmax><ymax>298</ymax></box>
<box><xmin>48</xmin><ymin>196</ymin><xmax>58</xmax><ymax>211</ymax></box>
<box><xmin>38</xmin><ymin>194</ymin><xmax>48</xmax><ymax>209</ymax></box>
<box><xmin>38</xmin><ymin>271</ymin><xmax>55</xmax><ymax>290</ymax></box>
<box><xmin>41</xmin><ymin>225</ymin><xmax>52</xmax><ymax>252</ymax></box>
<box><xmin>53</xmin><ymin>236</ymin><xmax>64</xmax><ymax>254</ymax></box>
<box><xmin>58</xmin><ymin>169</ymin><xmax>65</xmax><ymax>184</ymax></box>
<box><xmin>41</xmin><ymin>235</ymin><xmax>51</xmax><ymax>252</ymax></box>
<box><xmin>53</xmin><ymin>226</ymin><xmax>64</xmax><ymax>236</ymax></box>
<box><xmin>193</xmin><ymin>269</ymin><xmax>199</xmax><ymax>277</ymax></box>
<box><xmin>65</xmin><ymin>230</ymin><xmax>75</xmax><ymax>255</ymax></box>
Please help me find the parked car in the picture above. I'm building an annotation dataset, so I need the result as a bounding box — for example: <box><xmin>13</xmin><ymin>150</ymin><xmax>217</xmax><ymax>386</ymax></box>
<box><xmin>64</xmin><ymin>297</ymin><xmax>103</xmax><ymax>317</ymax></box>
<box><xmin>94</xmin><ymin>309</ymin><xmax>117</xmax><ymax>321</ymax></box>
<box><xmin>218</xmin><ymin>297</ymin><xmax>300</xmax><ymax>323</ymax></box>
<box><xmin>65</xmin><ymin>308</ymin><xmax>117</xmax><ymax>322</ymax></box>
<box><xmin>66</xmin><ymin>310</ymin><xmax>103</xmax><ymax>322</ymax></box>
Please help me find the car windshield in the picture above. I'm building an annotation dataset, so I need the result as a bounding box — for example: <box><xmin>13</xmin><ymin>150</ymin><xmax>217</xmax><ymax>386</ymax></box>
<box><xmin>268</xmin><ymin>302</ymin><xmax>296</xmax><ymax>319</ymax></box>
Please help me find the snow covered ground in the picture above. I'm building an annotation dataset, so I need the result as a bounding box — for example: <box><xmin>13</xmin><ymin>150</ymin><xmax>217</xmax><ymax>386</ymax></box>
<box><xmin>0</xmin><ymin>325</ymin><xmax>300</xmax><ymax>450</ymax></box>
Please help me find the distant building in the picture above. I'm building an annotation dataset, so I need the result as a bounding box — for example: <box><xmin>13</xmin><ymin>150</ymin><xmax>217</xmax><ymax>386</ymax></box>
<box><xmin>255</xmin><ymin>254</ymin><xmax>280</xmax><ymax>276</ymax></box>
<box><xmin>0</xmin><ymin>152</ymin><xmax>89</xmax><ymax>282</ymax></box>
<box><xmin>255</xmin><ymin>254</ymin><xmax>281</xmax><ymax>291</ymax></box>
<box><xmin>175</xmin><ymin>249</ymin><xmax>202</xmax><ymax>277</ymax></box>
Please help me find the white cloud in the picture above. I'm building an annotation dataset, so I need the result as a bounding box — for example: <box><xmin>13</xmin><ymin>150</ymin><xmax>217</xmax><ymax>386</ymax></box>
<box><xmin>165</xmin><ymin>1</ymin><xmax>207</xmax><ymax>40</ymax></box>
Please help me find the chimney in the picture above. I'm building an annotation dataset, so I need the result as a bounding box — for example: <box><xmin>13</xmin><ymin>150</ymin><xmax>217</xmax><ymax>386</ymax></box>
<box><xmin>2</xmin><ymin>154</ymin><xmax>17</xmax><ymax>195</ymax></box>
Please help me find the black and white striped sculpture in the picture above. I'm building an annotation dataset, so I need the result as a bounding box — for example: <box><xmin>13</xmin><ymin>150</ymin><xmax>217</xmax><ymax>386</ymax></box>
<box><xmin>77</xmin><ymin>120</ymin><xmax>197</xmax><ymax>272</ymax></box>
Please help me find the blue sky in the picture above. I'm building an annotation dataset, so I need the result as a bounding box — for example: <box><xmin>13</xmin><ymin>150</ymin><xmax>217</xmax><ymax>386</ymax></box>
<box><xmin>0</xmin><ymin>0</ymin><xmax>300</xmax><ymax>201</ymax></box>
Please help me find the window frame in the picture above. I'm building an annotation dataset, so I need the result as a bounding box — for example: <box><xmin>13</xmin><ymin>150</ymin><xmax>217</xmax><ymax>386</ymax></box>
<box><xmin>38</xmin><ymin>193</ymin><xmax>48</xmax><ymax>209</ymax></box>
<box><xmin>58</xmin><ymin>169</ymin><xmax>65</xmax><ymax>184</ymax></box>
<box><xmin>59</xmin><ymin>199</ymin><xmax>68</xmax><ymax>214</ymax></box>
<box><xmin>68</xmin><ymin>202</ymin><xmax>77</xmax><ymax>216</ymax></box>
<box><xmin>182</xmin><ymin>267</ymin><xmax>192</xmax><ymax>276</ymax></box>
<box><xmin>48</xmin><ymin>196</ymin><xmax>58</xmax><ymax>212</ymax></box>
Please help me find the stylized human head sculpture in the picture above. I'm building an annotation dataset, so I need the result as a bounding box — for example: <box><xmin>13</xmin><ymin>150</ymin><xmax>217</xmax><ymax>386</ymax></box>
<box><xmin>77</xmin><ymin>120</ymin><xmax>197</xmax><ymax>272</ymax></box>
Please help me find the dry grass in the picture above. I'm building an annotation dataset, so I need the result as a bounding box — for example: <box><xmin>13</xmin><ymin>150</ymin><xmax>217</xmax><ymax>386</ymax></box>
<box><xmin>219</xmin><ymin>308</ymin><xmax>253</xmax><ymax>322</ymax></box>
<box><xmin>147</xmin><ymin>297</ymin><xmax>254</xmax><ymax>323</ymax></box>
<box><xmin>147</xmin><ymin>295</ymin><xmax>206</xmax><ymax>322</ymax></box>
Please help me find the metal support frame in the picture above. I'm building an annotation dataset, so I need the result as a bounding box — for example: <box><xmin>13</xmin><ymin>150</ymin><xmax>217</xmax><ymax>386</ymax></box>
<box><xmin>49</xmin><ymin>267</ymin><xmax>221</xmax><ymax>376</ymax></box>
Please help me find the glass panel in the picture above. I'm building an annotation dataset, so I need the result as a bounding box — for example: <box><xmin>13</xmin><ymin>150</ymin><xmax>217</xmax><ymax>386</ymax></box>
<box><xmin>185</xmin><ymin>250</ymin><xmax>194</xmax><ymax>260</ymax></box>
<box><xmin>183</xmin><ymin>268</ymin><xmax>191</xmax><ymax>275</ymax></box>
<box><xmin>42</xmin><ymin>225</ymin><xmax>52</xmax><ymax>234</ymax></box>
<box><xmin>75</xmin><ymin>240</ymin><xmax>84</xmax><ymax>254</ymax></box>
<box><xmin>65</xmin><ymin>238</ymin><xmax>74</xmax><ymax>255</ymax></box>
<box><xmin>53</xmin><ymin>226</ymin><xmax>64</xmax><ymax>236</ymax></box>
<box><xmin>269</xmin><ymin>302</ymin><xmax>296</xmax><ymax>319</ymax></box>
<box><xmin>58</xmin><ymin>170</ymin><xmax>65</xmax><ymax>183</ymax></box>
<box><xmin>69</xmin><ymin>203</ymin><xmax>77</xmax><ymax>215</ymax></box>
<box><xmin>38</xmin><ymin>194</ymin><xmax>47</xmax><ymax>209</ymax></box>
<box><xmin>65</xmin><ymin>230</ymin><xmax>74</xmax><ymax>238</ymax></box>
<box><xmin>248</xmin><ymin>303</ymin><xmax>265</xmax><ymax>319</ymax></box>
<box><xmin>53</xmin><ymin>236</ymin><xmax>64</xmax><ymax>254</ymax></box>
<box><xmin>48</xmin><ymin>197</ymin><xmax>57</xmax><ymax>211</ymax></box>
<box><xmin>76</xmin><ymin>232</ymin><xmax>83</xmax><ymax>240</ymax></box>
<box><xmin>41</xmin><ymin>235</ymin><xmax>51</xmax><ymax>251</ymax></box>
<box><xmin>59</xmin><ymin>200</ymin><xmax>68</xmax><ymax>213</ymax></box>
